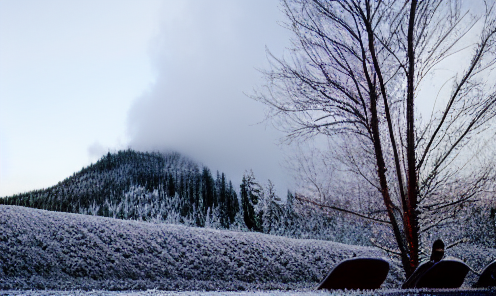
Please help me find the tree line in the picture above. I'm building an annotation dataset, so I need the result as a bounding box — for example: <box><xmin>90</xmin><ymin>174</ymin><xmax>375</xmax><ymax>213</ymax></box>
<box><xmin>0</xmin><ymin>149</ymin><xmax>379</xmax><ymax>245</ymax></box>
<box><xmin>0</xmin><ymin>150</ymin><xmax>238</xmax><ymax>228</ymax></box>
<box><xmin>2</xmin><ymin>149</ymin><xmax>495</xmax><ymax>252</ymax></box>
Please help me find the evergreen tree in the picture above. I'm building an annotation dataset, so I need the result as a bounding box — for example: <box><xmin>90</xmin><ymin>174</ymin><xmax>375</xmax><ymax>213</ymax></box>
<box><xmin>261</xmin><ymin>180</ymin><xmax>282</xmax><ymax>234</ymax></box>
<box><xmin>167</xmin><ymin>173</ymin><xmax>175</xmax><ymax>198</ymax></box>
<box><xmin>201</xmin><ymin>167</ymin><xmax>215</xmax><ymax>214</ymax></box>
<box><xmin>240</xmin><ymin>171</ymin><xmax>262</xmax><ymax>232</ymax></box>
<box><xmin>281</xmin><ymin>191</ymin><xmax>297</xmax><ymax>235</ymax></box>
<box><xmin>227</xmin><ymin>181</ymin><xmax>239</xmax><ymax>224</ymax></box>
<box><xmin>218</xmin><ymin>172</ymin><xmax>228</xmax><ymax>228</ymax></box>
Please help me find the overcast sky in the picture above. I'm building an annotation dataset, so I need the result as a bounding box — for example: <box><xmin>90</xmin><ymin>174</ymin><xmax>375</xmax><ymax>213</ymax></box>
<box><xmin>0</xmin><ymin>0</ymin><xmax>293</xmax><ymax>197</ymax></box>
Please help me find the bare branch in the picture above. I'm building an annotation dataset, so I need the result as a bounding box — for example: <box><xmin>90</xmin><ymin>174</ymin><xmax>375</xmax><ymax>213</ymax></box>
<box><xmin>294</xmin><ymin>193</ymin><xmax>392</xmax><ymax>225</ymax></box>
<box><xmin>370</xmin><ymin>238</ymin><xmax>402</xmax><ymax>256</ymax></box>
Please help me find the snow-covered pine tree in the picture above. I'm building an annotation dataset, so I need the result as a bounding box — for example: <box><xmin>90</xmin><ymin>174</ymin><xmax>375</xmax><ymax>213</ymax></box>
<box><xmin>227</xmin><ymin>181</ymin><xmax>239</xmax><ymax>224</ymax></box>
<box><xmin>240</xmin><ymin>171</ymin><xmax>263</xmax><ymax>232</ymax></box>
<box><xmin>261</xmin><ymin>180</ymin><xmax>283</xmax><ymax>234</ymax></box>
<box><xmin>217</xmin><ymin>172</ymin><xmax>228</xmax><ymax>228</ymax></box>
<box><xmin>201</xmin><ymin>167</ymin><xmax>215</xmax><ymax>216</ymax></box>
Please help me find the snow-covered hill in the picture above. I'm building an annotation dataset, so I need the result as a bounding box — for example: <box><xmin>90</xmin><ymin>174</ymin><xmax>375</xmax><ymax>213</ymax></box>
<box><xmin>0</xmin><ymin>150</ymin><xmax>240</xmax><ymax>230</ymax></box>
<box><xmin>0</xmin><ymin>205</ymin><xmax>397</xmax><ymax>291</ymax></box>
<box><xmin>2</xmin><ymin>205</ymin><xmax>495</xmax><ymax>292</ymax></box>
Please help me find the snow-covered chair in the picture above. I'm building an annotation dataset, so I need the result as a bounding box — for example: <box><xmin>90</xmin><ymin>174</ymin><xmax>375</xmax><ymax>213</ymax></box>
<box><xmin>403</xmin><ymin>258</ymin><xmax>469</xmax><ymax>289</ymax></box>
<box><xmin>317</xmin><ymin>257</ymin><xmax>389</xmax><ymax>290</ymax></box>
<box><xmin>473</xmin><ymin>260</ymin><xmax>496</xmax><ymax>288</ymax></box>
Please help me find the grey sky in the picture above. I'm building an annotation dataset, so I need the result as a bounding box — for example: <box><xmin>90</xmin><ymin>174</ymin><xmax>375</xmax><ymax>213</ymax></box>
<box><xmin>0</xmin><ymin>0</ymin><xmax>293</xmax><ymax>197</ymax></box>
<box><xmin>127</xmin><ymin>0</ymin><xmax>292</xmax><ymax>194</ymax></box>
<box><xmin>1</xmin><ymin>0</ymin><xmax>493</xmax><ymax>200</ymax></box>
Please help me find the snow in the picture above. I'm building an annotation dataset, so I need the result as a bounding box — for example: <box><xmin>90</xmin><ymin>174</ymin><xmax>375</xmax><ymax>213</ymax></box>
<box><xmin>1</xmin><ymin>289</ymin><xmax>496</xmax><ymax>296</ymax></box>
<box><xmin>0</xmin><ymin>291</ymin><xmax>334</xmax><ymax>296</ymax></box>
<box><xmin>1</xmin><ymin>205</ymin><xmax>495</xmax><ymax>293</ymax></box>
<box><xmin>0</xmin><ymin>205</ymin><xmax>390</xmax><ymax>291</ymax></box>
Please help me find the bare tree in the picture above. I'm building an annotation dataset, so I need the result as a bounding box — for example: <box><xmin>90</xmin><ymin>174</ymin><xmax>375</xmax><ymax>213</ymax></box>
<box><xmin>254</xmin><ymin>0</ymin><xmax>496</xmax><ymax>277</ymax></box>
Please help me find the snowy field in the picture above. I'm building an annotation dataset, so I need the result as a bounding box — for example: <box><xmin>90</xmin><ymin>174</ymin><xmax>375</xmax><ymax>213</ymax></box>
<box><xmin>1</xmin><ymin>289</ymin><xmax>495</xmax><ymax>296</ymax></box>
<box><xmin>0</xmin><ymin>290</ymin><xmax>334</xmax><ymax>296</ymax></box>
<box><xmin>0</xmin><ymin>205</ymin><xmax>395</xmax><ymax>291</ymax></box>
<box><xmin>1</xmin><ymin>205</ymin><xmax>495</xmax><ymax>294</ymax></box>
<box><xmin>0</xmin><ymin>291</ymin><xmax>332</xmax><ymax>296</ymax></box>
<box><xmin>0</xmin><ymin>290</ymin><xmax>375</xmax><ymax>296</ymax></box>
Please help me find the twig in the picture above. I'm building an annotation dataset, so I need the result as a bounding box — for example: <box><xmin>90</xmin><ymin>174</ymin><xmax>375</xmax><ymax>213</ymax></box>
<box><xmin>370</xmin><ymin>238</ymin><xmax>402</xmax><ymax>256</ymax></box>
<box><xmin>446</xmin><ymin>238</ymin><xmax>470</xmax><ymax>249</ymax></box>
<box><xmin>294</xmin><ymin>194</ymin><xmax>391</xmax><ymax>225</ymax></box>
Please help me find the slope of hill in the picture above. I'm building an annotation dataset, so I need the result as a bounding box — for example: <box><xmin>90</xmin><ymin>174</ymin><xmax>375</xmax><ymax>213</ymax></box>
<box><xmin>0</xmin><ymin>205</ymin><xmax>398</xmax><ymax>291</ymax></box>
<box><xmin>0</xmin><ymin>150</ymin><xmax>240</xmax><ymax>228</ymax></box>
<box><xmin>0</xmin><ymin>150</ymin><xmax>379</xmax><ymax>247</ymax></box>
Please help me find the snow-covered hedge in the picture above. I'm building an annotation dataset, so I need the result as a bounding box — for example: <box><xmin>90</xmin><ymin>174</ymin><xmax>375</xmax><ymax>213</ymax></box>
<box><xmin>0</xmin><ymin>205</ymin><xmax>392</xmax><ymax>291</ymax></box>
<box><xmin>1</xmin><ymin>205</ymin><xmax>494</xmax><ymax>292</ymax></box>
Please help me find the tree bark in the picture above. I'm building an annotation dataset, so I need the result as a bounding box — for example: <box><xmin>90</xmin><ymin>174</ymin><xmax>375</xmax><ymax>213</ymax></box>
<box><xmin>367</xmin><ymin>72</ymin><xmax>413</xmax><ymax>276</ymax></box>
<box><xmin>406</xmin><ymin>0</ymin><xmax>419</xmax><ymax>275</ymax></box>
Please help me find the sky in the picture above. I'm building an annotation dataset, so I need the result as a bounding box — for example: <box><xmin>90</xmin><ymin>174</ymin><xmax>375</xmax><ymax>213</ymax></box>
<box><xmin>0</xmin><ymin>0</ymin><xmax>293</xmax><ymax>197</ymax></box>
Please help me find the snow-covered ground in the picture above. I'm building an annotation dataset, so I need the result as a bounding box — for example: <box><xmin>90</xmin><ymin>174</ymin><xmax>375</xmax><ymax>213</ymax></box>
<box><xmin>1</xmin><ymin>289</ymin><xmax>496</xmax><ymax>296</ymax></box>
<box><xmin>0</xmin><ymin>205</ymin><xmax>495</xmax><ymax>293</ymax></box>
<box><xmin>0</xmin><ymin>291</ymin><xmax>331</xmax><ymax>296</ymax></box>
<box><xmin>0</xmin><ymin>205</ymin><xmax>394</xmax><ymax>291</ymax></box>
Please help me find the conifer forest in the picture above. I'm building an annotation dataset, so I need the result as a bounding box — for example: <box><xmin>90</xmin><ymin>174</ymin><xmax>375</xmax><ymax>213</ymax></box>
<box><xmin>1</xmin><ymin>149</ymin><xmax>494</xmax><ymax>251</ymax></box>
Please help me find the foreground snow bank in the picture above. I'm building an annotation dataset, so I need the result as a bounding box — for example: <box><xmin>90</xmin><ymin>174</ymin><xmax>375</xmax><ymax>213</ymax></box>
<box><xmin>2</xmin><ymin>206</ymin><xmax>493</xmax><ymax>291</ymax></box>
<box><xmin>1</xmin><ymin>288</ymin><xmax>496</xmax><ymax>296</ymax></box>
<box><xmin>0</xmin><ymin>206</ymin><xmax>391</xmax><ymax>291</ymax></box>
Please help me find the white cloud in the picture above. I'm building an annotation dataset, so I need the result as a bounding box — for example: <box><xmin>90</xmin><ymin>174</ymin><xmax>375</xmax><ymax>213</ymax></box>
<box><xmin>87</xmin><ymin>142</ymin><xmax>106</xmax><ymax>162</ymax></box>
<box><xmin>127</xmin><ymin>0</ymin><xmax>293</xmax><ymax>193</ymax></box>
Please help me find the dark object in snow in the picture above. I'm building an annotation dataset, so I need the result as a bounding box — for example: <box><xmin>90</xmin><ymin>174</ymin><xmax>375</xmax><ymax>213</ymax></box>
<box><xmin>414</xmin><ymin>259</ymin><xmax>470</xmax><ymax>289</ymax></box>
<box><xmin>402</xmin><ymin>261</ymin><xmax>435</xmax><ymax>289</ymax></box>
<box><xmin>474</xmin><ymin>260</ymin><xmax>496</xmax><ymax>288</ymax></box>
<box><xmin>430</xmin><ymin>239</ymin><xmax>445</xmax><ymax>262</ymax></box>
<box><xmin>316</xmin><ymin>257</ymin><xmax>389</xmax><ymax>290</ymax></box>
<box><xmin>403</xmin><ymin>239</ymin><xmax>445</xmax><ymax>289</ymax></box>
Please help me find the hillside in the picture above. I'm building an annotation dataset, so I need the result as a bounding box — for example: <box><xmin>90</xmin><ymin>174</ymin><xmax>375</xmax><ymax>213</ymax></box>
<box><xmin>0</xmin><ymin>150</ymin><xmax>240</xmax><ymax>229</ymax></box>
<box><xmin>0</xmin><ymin>205</ymin><xmax>397</xmax><ymax>291</ymax></box>
<box><xmin>0</xmin><ymin>150</ymin><xmax>378</xmax><ymax>246</ymax></box>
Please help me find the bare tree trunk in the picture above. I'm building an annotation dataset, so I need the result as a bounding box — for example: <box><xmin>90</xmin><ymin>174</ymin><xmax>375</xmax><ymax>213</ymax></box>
<box><xmin>256</xmin><ymin>0</ymin><xmax>496</xmax><ymax>278</ymax></box>
<box><xmin>360</xmin><ymin>1</ymin><xmax>414</xmax><ymax>275</ymax></box>
<box><xmin>406</xmin><ymin>0</ymin><xmax>419</xmax><ymax>275</ymax></box>
<box><xmin>368</xmin><ymin>75</ymin><xmax>413</xmax><ymax>276</ymax></box>
<box><xmin>492</xmin><ymin>208</ymin><xmax>496</xmax><ymax>248</ymax></box>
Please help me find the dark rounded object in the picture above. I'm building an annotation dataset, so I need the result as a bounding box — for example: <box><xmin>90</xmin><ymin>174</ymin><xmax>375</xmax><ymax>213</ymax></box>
<box><xmin>416</xmin><ymin>259</ymin><xmax>469</xmax><ymax>289</ymax></box>
<box><xmin>317</xmin><ymin>257</ymin><xmax>389</xmax><ymax>290</ymax></box>
<box><xmin>474</xmin><ymin>260</ymin><xmax>496</xmax><ymax>288</ymax></box>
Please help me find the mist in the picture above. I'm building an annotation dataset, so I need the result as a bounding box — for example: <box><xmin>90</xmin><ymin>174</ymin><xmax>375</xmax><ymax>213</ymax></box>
<box><xmin>126</xmin><ymin>0</ymin><xmax>293</xmax><ymax>193</ymax></box>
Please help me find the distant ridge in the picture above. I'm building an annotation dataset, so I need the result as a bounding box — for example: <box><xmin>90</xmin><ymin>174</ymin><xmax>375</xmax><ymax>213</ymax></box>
<box><xmin>0</xmin><ymin>150</ymin><xmax>240</xmax><ymax>228</ymax></box>
<box><xmin>0</xmin><ymin>149</ymin><xmax>378</xmax><ymax>246</ymax></box>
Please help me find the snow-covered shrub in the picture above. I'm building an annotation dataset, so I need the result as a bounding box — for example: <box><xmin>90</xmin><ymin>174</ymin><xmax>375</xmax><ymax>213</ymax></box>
<box><xmin>0</xmin><ymin>205</ymin><xmax>393</xmax><ymax>291</ymax></box>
